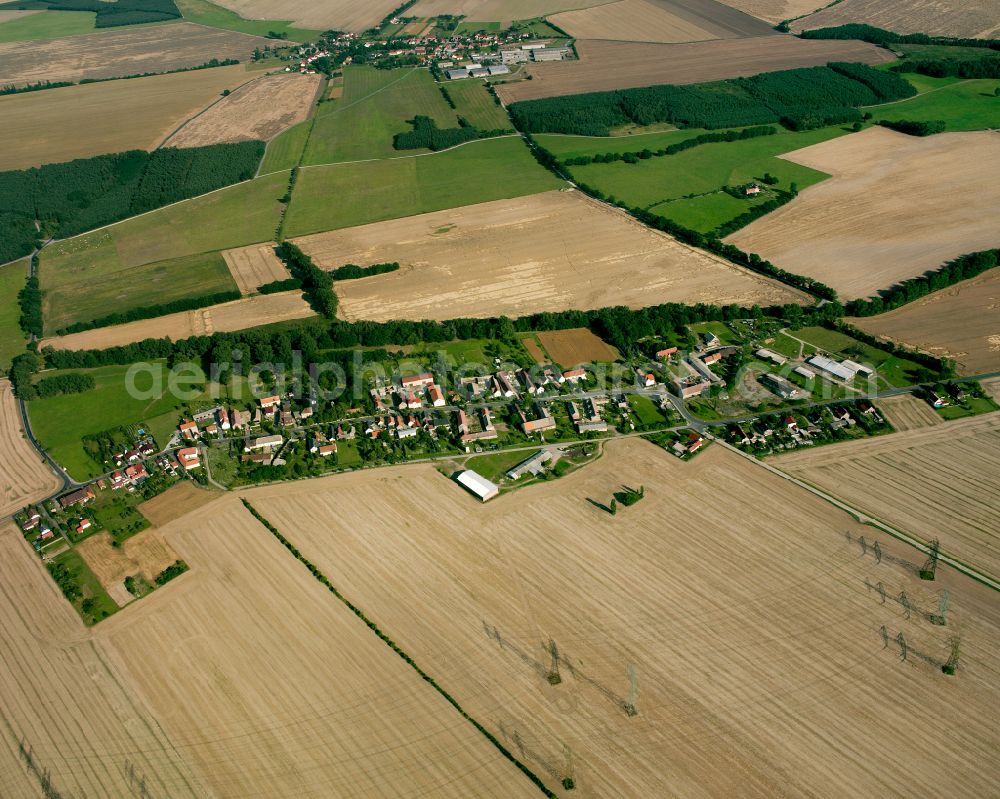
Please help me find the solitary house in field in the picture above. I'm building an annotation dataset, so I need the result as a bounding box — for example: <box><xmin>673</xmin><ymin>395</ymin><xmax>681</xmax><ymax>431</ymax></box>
<box><xmin>456</xmin><ymin>470</ymin><xmax>499</xmax><ymax>502</ymax></box>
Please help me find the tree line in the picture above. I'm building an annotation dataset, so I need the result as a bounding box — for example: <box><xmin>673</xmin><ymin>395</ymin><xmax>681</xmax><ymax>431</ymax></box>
<box><xmin>0</xmin><ymin>0</ymin><xmax>181</xmax><ymax>27</ymax></box>
<box><xmin>508</xmin><ymin>63</ymin><xmax>914</xmax><ymax>135</ymax></box>
<box><xmin>0</xmin><ymin>141</ymin><xmax>264</xmax><ymax>265</ymax></box>
<box><xmin>890</xmin><ymin>56</ymin><xmax>1000</xmax><ymax>79</ymax></box>
<box><xmin>393</xmin><ymin>115</ymin><xmax>509</xmax><ymax>151</ymax></box>
<box><xmin>799</xmin><ymin>24</ymin><xmax>1000</xmax><ymax>52</ymax></box>
<box><xmin>275</xmin><ymin>242</ymin><xmax>338</xmax><ymax>318</ymax></box>
<box><xmin>17</xmin><ymin>268</ymin><xmax>42</xmax><ymax>339</ymax></box>
<box><xmin>876</xmin><ymin>119</ymin><xmax>946</xmax><ymax>136</ymax></box>
<box><xmin>846</xmin><ymin>250</ymin><xmax>999</xmax><ymax>316</ymax></box>
<box><xmin>331</xmin><ymin>261</ymin><xmax>400</xmax><ymax>280</ymax></box>
<box><xmin>56</xmin><ymin>289</ymin><xmax>242</xmax><ymax>336</ymax></box>
<box><xmin>560</xmin><ymin>126</ymin><xmax>777</xmax><ymax>166</ymax></box>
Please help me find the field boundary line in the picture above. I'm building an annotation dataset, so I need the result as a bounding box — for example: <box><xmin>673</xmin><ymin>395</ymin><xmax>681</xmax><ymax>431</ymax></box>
<box><xmin>156</xmin><ymin>72</ymin><xmax>262</xmax><ymax>150</ymax></box>
<box><xmin>711</xmin><ymin>436</ymin><xmax>1000</xmax><ymax>592</ymax></box>
<box><xmin>862</xmin><ymin>78</ymin><xmax>973</xmax><ymax>109</ymax></box>
<box><xmin>240</xmin><ymin>499</ymin><xmax>560</xmax><ymax>798</ymax></box>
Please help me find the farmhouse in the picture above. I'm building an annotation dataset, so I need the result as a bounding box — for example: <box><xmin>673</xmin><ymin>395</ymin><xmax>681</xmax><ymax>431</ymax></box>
<box><xmin>563</xmin><ymin>368</ymin><xmax>587</xmax><ymax>383</ymax></box>
<box><xmin>456</xmin><ymin>470</ymin><xmax>499</xmax><ymax>502</ymax></box>
<box><xmin>59</xmin><ymin>487</ymin><xmax>95</xmax><ymax>509</ymax></box>
<box><xmin>428</xmin><ymin>384</ymin><xmax>446</xmax><ymax>407</ymax></box>
<box><xmin>761</xmin><ymin>373</ymin><xmax>802</xmax><ymax>399</ymax></box>
<box><xmin>179</xmin><ymin>420</ymin><xmax>198</xmax><ymax>440</ymax></box>
<box><xmin>245</xmin><ymin>434</ymin><xmax>284</xmax><ymax>452</ymax></box>
<box><xmin>656</xmin><ymin>346</ymin><xmax>679</xmax><ymax>360</ymax></box>
<box><xmin>506</xmin><ymin>450</ymin><xmax>552</xmax><ymax>480</ymax></box>
<box><xmin>176</xmin><ymin>447</ymin><xmax>201</xmax><ymax>470</ymax></box>
<box><xmin>401</xmin><ymin>373</ymin><xmax>435</xmax><ymax>389</ymax></box>
<box><xmin>260</xmin><ymin>395</ymin><xmax>281</xmax><ymax>411</ymax></box>
<box><xmin>745</xmin><ymin>185</ymin><xmax>761</xmax><ymax>196</ymax></box>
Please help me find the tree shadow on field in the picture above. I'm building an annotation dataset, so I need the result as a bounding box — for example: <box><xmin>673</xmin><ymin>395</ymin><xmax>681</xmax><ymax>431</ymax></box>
<box><xmin>586</xmin><ymin>497</ymin><xmax>612</xmax><ymax>514</ymax></box>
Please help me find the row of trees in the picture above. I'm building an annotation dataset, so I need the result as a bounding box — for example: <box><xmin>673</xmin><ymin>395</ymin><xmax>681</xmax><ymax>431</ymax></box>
<box><xmin>509</xmin><ymin>63</ymin><xmax>914</xmax><ymax>135</ymax></box>
<box><xmin>891</xmin><ymin>56</ymin><xmax>1000</xmax><ymax>78</ymax></box>
<box><xmin>330</xmin><ymin>261</ymin><xmax>400</xmax><ymax>280</ymax></box>
<box><xmin>56</xmin><ymin>289</ymin><xmax>242</xmax><ymax>335</ymax></box>
<box><xmin>0</xmin><ymin>0</ymin><xmax>181</xmax><ymax>27</ymax></box>
<box><xmin>17</xmin><ymin>270</ymin><xmax>42</xmax><ymax>339</ymax></box>
<box><xmin>877</xmin><ymin>119</ymin><xmax>946</xmax><ymax>136</ymax></box>
<box><xmin>799</xmin><ymin>24</ymin><xmax>1000</xmax><ymax>52</ymax></box>
<box><xmin>33</xmin><ymin>372</ymin><xmax>95</xmax><ymax>399</ymax></box>
<box><xmin>0</xmin><ymin>141</ymin><xmax>264</xmax><ymax>264</ymax></box>
<box><xmin>846</xmin><ymin>250</ymin><xmax>999</xmax><ymax>316</ymax></box>
<box><xmin>392</xmin><ymin>116</ymin><xmax>508</xmax><ymax>151</ymax></box>
<box><xmin>275</xmin><ymin>242</ymin><xmax>338</xmax><ymax>318</ymax></box>
<box><xmin>560</xmin><ymin>126</ymin><xmax>777</xmax><ymax>166</ymax></box>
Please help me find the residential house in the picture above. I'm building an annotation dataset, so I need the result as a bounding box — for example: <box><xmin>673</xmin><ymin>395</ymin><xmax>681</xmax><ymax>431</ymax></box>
<box><xmin>59</xmin><ymin>487</ymin><xmax>95</xmax><ymax>509</ymax></box>
<box><xmin>176</xmin><ymin>447</ymin><xmax>201</xmax><ymax>470</ymax></box>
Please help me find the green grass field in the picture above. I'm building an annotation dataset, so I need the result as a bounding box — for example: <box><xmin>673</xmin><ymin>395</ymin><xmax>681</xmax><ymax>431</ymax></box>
<box><xmin>628</xmin><ymin>394</ymin><xmax>667</xmax><ymax>426</ymax></box>
<box><xmin>868</xmin><ymin>78</ymin><xmax>1000</xmax><ymax>131</ymax></box>
<box><xmin>536</xmin><ymin>127</ymin><xmax>708</xmax><ymax>160</ymax></box>
<box><xmin>40</xmin><ymin>171</ymin><xmax>287</xmax><ymax>329</ymax></box>
<box><xmin>0</xmin><ymin>259</ymin><xmax>28</xmax><ymax>371</ymax></box>
<box><xmin>261</xmin><ymin>119</ymin><xmax>312</xmax><ymax>172</ymax></box>
<box><xmin>174</xmin><ymin>0</ymin><xmax>321</xmax><ymax>41</ymax></box>
<box><xmin>303</xmin><ymin>66</ymin><xmax>458</xmax><ymax>165</ymax></box>
<box><xmin>49</xmin><ymin>548</ymin><xmax>118</xmax><ymax>625</ymax></box>
<box><xmin>446</xmin><ymin>80</ymin><xmax>513</xmax><ymax>131</ymax></box>
<box><xmin>28</xmin><ymin>361</ymin><xmax>205</xmax><ymax>480</ymax></box>
<box><xmin>650</xmin><ymin>190</ymin><xmax>774</xmax><ymax>234</ymax></box>
<box><xmin>0</xmin><ymin>10</ymin><xmax>96</xmax><ymax>42</ymax></box>
<box><xmin>569</xmin><ymin>125</ymin><xmax>841</xmax><ymax>212</ymax></box>
<box><xmin>285</xmin><ymin>136</ymin><xmax>563</xmax><ymax>236</ymax></box>
<box><xmin>465</xmin><ymin>448</ymin><xmax>541</xmax><ymax>482</ymax></box>
<box><xmin>42</xmin><ymin>251</ymin><xmax>237</xmax><ymax>334</ymax></box>
<box><xmin>794</xmin><ymin>326</ymin><xmax>924</xmax><ymax>388</ymax></box>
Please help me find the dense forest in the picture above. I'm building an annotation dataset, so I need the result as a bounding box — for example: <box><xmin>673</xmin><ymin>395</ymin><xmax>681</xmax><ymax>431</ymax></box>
<box><xmin>509</xmin><ymin>63</ymin><xmax>914</xmax><ymax>135</ymax></box>
<box><xmin>393</xmin><ymin>116</ymin><xmax>480</xmax><ymax>150</ymax></box>
<box><xmin>891</xmin><ymin>56</ymin><xmax>1000</xmax><ymax>78</ymax></box>
<box><xmin>0</xmin><ymin>0</ymin><xmax>181</xmax><ymax>27</ymax></box>
<box><xmin>846</xmin><ymin>250</ymin><xmax>999</xmax><ymax>316</ymax></box>
<box><xmin>0</xmin><ymin>141</ymin><xmax>264</xmax><ymax>265</ymax></box>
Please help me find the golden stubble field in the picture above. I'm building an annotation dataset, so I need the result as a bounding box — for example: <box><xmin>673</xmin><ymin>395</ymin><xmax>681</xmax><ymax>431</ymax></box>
<box><xmin>0</xmin><ymin>501</ymin><xmax>541</xmax><ymax>799</ymax></box>
<box><xmin>0</xmin><ymin>65</ymin><xmax>251</xmax><ymax>171</ymax></box>
<box><xmin>165</xmin><ymin>73</ymin><xmax>322</xmax><ymax>149</ymax></box>
<box><xmin>294</xmin><ymin>190</ymin><xmax>807</xmax><ymax>322</ymax></box>
<box><xmin>496</xmin><ymin>36</ymin><xmax>891</xmax><ymax>102</ymax></box>
<box><xmin>549</xmin><ymin>0</ymin><xmax>775</xmax><ymax>43</ymax></box>
<box><xmin>222</xmin><ymin>242</ymin><xmax>291</xmax><ymax>294</ymax></box>
<box><xmin>246</xmin><ymin>437</ymin><xmax>1000</xmax><ymax>797</ymax></box>
<box><xmin>775</xmin><ymin>412</ymin><xmax>1000</xmax><ymax>581</ymax></box>
<box><xmin>0</xmin><ymin>379</ymin><xmax>59</xmax><ymax>520</ymax></box>
<box><xmin>727</xmin><ymin>128</ymin><xmax>1000</xmax><ymax>300</ymax></box>
<box><xmin>410</xmin><ymin>0</ymin><xmax>614</xmax><ymax>22</ymax></box>
<box><xmin>212</xmin><ymin>0</ymin><xmax>400</xmax><ymax>31</ymax></box>
<box><xmin>850</xmin><ymin>268</ymin><xmax>1000</xmax><ymax>376</ymax></box>
<box><xmin>793</xmin><ymin>0</ymin><xmax>1000</xmax><ymax>38</ymax></box>
<box><xmin>41</xmin><ymin>291</ymin><xmax>315</xmax><ymax>351</ymax></box>
<box><xmin>875</xmin><ymin>394</ymin><xmax>943</xmax><ymax>431</ymax></box>
<box><xmin>0</xmin><ymin>22</ymin><xmax>272</xmax><ymax>87</ymax></box>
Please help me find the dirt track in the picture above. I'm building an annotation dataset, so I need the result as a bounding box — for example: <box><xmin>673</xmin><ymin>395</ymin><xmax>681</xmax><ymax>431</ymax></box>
<box><xmin>294</xmin><ymin>190</ymin><xmax>807</xmax><ymax>322</ymax></box>
<box><xmin>0</xmin><ymin>380</ymin><xmax>59</xmax><ymax>520</ymax></box>
<box><xmin>496</xmin><ymin>35</ymin><xmax>892</xmax><ymax>102</ymax></box>
<box><xmin>165</xmin><ymin>73</ymin><xmax>322</xmax><ymax>149</ymax></box>
<box><xmin>40</xmin><ymin>291</ymin><xmax>315</xmax><ymax>351</ymax></box>
<box><xmin>850</xmin><ymin>268</ymin><xmax>1000</xmax><ymax>376</ymax></box>
<box><xmin>0</xmin><ymin>23</ymin><xmax>272</xmax><ymax>86</ymax></box>
<box><xmin>727</xmin><ymin>128</ymin><xmax>1000</xmax><ymax>300</ymax></box>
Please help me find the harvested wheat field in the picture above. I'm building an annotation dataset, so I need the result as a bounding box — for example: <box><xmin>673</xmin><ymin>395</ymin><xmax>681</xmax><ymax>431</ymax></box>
<box><xmin>222</xmin><ymin>242</ymin><xmax>291</xmax><ymax>294</ymax></box>
<box><xmin>0</xmin><ymin>380</ymin><xmax>58</xmax><ymax>519</ymax></box>
<box><xmin>0</xmin><ymin>504</ymin><xmax>542</xmax><ymax>799</ymax></box>
<box><xmin>536</xmin><ymin>328</ymin><xmax>619</xmax><ymax>364</ymax></box>
<box><xmin>138</xmin><ymin>480</ymin><xmax>220</xmax><ymax>527</ymax></box>
<box><xmin>727</xmin><ymin>128</ymin><xmax>1000</xmax><ymax>300</ymax></box>
<box><xmin>246</xmin><ymin>437</ymin><xmax>1000</xmax><ymax>797</ymax></box>
<box><xmin>496</xmin><ymin>35</ymin><xmax>891</xmax><ymax>102</ymax></box>
<box><xmin>715</xmin><ymin>0</ymin><xmax>829</xmax><ymax>23</ymax></box>
<box><xmin>793</xmin><ymin>0</ymin><xmax>1000</xmax><ymax>39</ymax></box>
<box><xmin>76</xmin><ymin>529</ymin><xmax>180</xmax><ymax>597</ymax></box>
<box><xmin>775</xmin><ymin>412</ymin><xmax>1000</xmax><ymax>580</ymax></box>
<box><xmin>212</xmin><ymin>0</ymin><xmax>399</xmax><ymax>31</ymax></box>
<box><xmin>984</xmin><ymin>377</ymin><xmax>1000</xmax><ymax>402</ymax></box>
<box><xmin>164</xmin><ymin>73</ymin><xmax>322</xmax><ymax>149</ymax></box>
<box><xmin>0</xmin><ymin>65</ymin><xmax>250</xmax><ymax>171</ymax></box>
<box><xmin>294</xmin><ymin>190</ymin><xmax>807</xmax><ymax>323</ymax></box>
<box><xmin>549</xmin><ymin>0</ymin><xmax>776</xmax><ymax>43</ymax></box>
<box><xmin>875</xmin><ymin>394</ymin><xmax>943</xmax><ymax>431</ymax></box>
<box><xmin>411</xmin><ymin>0</ymin><xmax>613</xmax><ymax>23</ymax></box>
<box><xmin>41</xmin><ymin>291</ymin><xmax>314</xmax><ymax>352</ymax></box>
<box><xmin>850</xmin><ymin>268</ymin><xmax>1000</xmax><ymax>376</ymax></box>
<box><xmin>0</xmin><ymin>23</ymin><xmax>271</xmax><ymax>87</ymax></box>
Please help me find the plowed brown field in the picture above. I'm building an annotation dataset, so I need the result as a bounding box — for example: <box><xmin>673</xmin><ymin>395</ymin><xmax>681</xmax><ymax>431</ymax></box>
<box><xmin>294</xmin><ymin>190</ymin><xmax>807</xmax><ymax>322</ymax></box>
<box><xmin>496</xmin><ymin>36</ymin><xmax>892</xmax><ymax>102</ymax></box>
<box><xmin>40</xmin><ymin>291</ymin><xmax>314</xmax><ymax>351</ymax></box>
<box><xmin>222</xmin><ymin>242</ymin><xmax>291</xmax><ymax>294</ymax></box>
<box><xmin>536</xmin><ymin>328</ymin><xmax>619</xmax><ymax>364</ymax></box>
<box><xmin>850</xmin><ymin>268</ymin><xmax>1000</xmax><ymax>376</ymax></box>
<box><xmin>875</xmin><ymin>394</ymin><xmax>943</xmax><ymax>431</ymax></box>
<box><xmin>165</xmin><ymin>73</ymin><xmax>322</xmax><ymax>149</ymax></box>
<box><xmin>246</xmin><ymin>437</ymin><xmax>1000</xmax><ymax>797</ymax></box>
<box><xmin>550</xmin><ymin>0</ymin><xmax>776</xmax><ymax>43</ymax></box>
<box><xmin>0</xmin><ymin>379</ymin><xmax>58</xmax><ymax>519</ymax></box>
<box><xmin>775</xmin><ymin>412</ymin><xmax>1000</xmax><ymax>580</ymax></box>
<box><xmin>793</xmin><ymin>0</ymin><xmax>1000</xmax><ymax>39</ymax></box>
<box><xmin>0</xmin><ymin>23</ymin><xmax>271</xmax><ymax>87</ymax></box>
<box><xmin>726</xmin><ymin>128</ymin><xmax>1000</xmax><ymax>300</ymax></box>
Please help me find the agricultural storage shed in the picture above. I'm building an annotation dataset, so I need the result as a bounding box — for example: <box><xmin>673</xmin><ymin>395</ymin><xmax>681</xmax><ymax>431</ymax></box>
<box><xmin>457</xmin><ymin>470</ymin><xmax>499</xmax><ymax>502</ymax></box>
